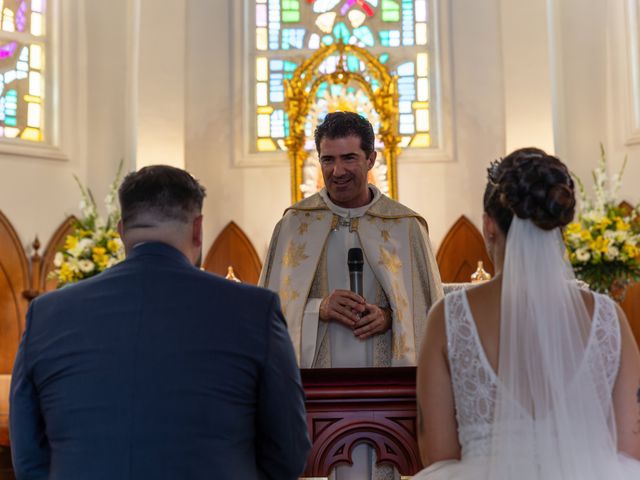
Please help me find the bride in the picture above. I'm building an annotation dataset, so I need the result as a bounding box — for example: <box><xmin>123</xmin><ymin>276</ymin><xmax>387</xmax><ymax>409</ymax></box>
<box><xmin>414</xmin><ymin>148</ymin><xmax>640</xmax><ymax>479</ymax></box>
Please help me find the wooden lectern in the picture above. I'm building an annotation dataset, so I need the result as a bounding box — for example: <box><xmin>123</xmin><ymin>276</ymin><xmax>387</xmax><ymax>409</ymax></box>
<box><xmin>301</xmin><ymin>367</ymin><xmax>421</xmax><ymax>478</ymax></box>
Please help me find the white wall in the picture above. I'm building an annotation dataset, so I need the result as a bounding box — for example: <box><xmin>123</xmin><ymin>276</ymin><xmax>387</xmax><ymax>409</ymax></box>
<box><xmin>0</xmin><ymin>0</ymin><xmax>638</xmax><ymax>265</ymax></box>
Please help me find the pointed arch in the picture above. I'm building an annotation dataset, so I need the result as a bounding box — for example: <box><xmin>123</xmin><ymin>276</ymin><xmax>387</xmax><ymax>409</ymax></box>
<box><xmin>0</xmin><ymin>210</ymin><xmax>29</xmax><ymax>373</ymax></box>
<box><xmin>436</xmin><ymin>215</ymin><xmax>494</xmax><ymax>283</ymax></box>
<box><xmin>202</xmin><ymin>222</ymin><xmax>262</xmax><ymax>285</ymax></box>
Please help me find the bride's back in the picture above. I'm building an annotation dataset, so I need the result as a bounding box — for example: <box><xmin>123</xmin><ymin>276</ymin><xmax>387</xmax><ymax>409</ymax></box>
<box><xmin>416</xmin><ymin>148</ymin><xmax>640</xmax><ymax>477</ymax></box>
<box><xmin>465</xmin><ymin>279</ymin><xmax>596</xmax><ymax>374</ymax></box>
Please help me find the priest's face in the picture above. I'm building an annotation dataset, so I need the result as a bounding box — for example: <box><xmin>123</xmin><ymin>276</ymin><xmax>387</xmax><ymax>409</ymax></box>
<box><xmin>319</xmin><ymin>135</ymin><xmax>376</xmax><ymax>208</ymax></box>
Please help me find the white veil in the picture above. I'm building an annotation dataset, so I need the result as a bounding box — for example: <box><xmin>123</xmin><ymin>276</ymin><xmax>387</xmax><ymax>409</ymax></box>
<box><xmin>488</xmin><ymin>217</ymin><xmax>623</xmax><ymax>479</ymax></box>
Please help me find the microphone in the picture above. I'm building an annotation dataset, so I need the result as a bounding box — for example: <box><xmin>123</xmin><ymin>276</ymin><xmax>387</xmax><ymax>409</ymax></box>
<box><xmin>348</xmin><ymin>248</ymin><xmax>364</xmax><ymax>297</ymax></box>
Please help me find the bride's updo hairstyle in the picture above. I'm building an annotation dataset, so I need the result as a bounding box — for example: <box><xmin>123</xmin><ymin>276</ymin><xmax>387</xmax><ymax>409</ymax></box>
<box><xmin>483</xmin><ymin>147</ymin><xmax>576</xmax><ymax>233</ymax></box>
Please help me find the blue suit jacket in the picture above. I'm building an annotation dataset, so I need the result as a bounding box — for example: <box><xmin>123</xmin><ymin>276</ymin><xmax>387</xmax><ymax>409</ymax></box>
<box><xmin>10</xmin><ymin>243</ymin><xmax>310</xmax><ymax>479</ymax></box>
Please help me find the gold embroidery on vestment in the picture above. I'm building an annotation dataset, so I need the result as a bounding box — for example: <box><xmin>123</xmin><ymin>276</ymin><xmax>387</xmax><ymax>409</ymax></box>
<box><xmin>330</xmin><ymin>215</ymin><xmax>339</xmax><ymax>231</ymax></box>
<box><xmin>280</xmin><ymin>275</ymin><xmax>300</xmax><ymax>314</ymax></box>
<box><xmin>392</xmin><ymin>332</ymin><xmax>410</xmax><ymax>360</ymax></box>
<box><xmin>282</xmin><ymin>241</ymin><xmax>309</xmax><ymax>268</ymax></box>
<box><xmin>378</xmin><ymin>246</ymin><xmax>402</xmax><ymax>274</ymax></box>
<box><xmin>298</xmin><ymin>222</ymin><xmax>309</xmax><ymax>235</ymax></box>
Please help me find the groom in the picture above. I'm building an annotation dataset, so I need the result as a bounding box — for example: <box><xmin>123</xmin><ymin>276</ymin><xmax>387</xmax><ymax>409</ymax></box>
<box><xmin>10</xmin><ymin>165</ymin><xmax>310</xmax><ymax>480</ymax></box>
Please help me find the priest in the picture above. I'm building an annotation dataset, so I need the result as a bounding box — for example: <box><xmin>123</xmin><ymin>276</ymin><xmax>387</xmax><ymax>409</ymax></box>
<box><xmin>259</xmin><ymin>112</ymin><xmax>443</xmax><ymax>370</ymax></box>
<box><xmin>260</xmin><ymin>111</ymin><xmax>443</xmax><ymax>479</ymax></box>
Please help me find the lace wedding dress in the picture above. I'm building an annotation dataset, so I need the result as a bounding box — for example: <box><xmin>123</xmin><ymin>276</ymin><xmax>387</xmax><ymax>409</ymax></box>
<box><xmin>413</xmin><ymin>288</ymin><xmax>640</xmax><ymax>479</ymax></box>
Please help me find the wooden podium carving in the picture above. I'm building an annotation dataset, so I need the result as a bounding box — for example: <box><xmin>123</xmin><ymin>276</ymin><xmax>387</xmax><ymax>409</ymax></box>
<box><xmin>301</xmin><ymin>367</ymin><xmax>421</xmax><ymax>477</ymax></box>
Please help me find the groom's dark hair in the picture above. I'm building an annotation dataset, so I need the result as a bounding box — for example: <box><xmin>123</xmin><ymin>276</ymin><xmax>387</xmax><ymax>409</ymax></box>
<box><xmin>118</xmin><ymin>165</ymin><xmax>206</xmax><ymax>227</ymax></box>
<box><xmin>484</xmin><ymin>148</ymin><xmax>575</xmax><ymax>233</ymax></box>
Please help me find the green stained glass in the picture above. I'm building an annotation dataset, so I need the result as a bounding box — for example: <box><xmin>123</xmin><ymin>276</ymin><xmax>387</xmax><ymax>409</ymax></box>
<box><xmin>321</xmin><ymin>35</ymin><xmax>334</xmax><ymax>45</ymax></box>
<box><xmin>282</xmin><ymin>0</ymin><xmax>301</xmax><ymax>23</ymax></box>
<box><xmin>381</xmin><ymin>0</ymin><xmax>400</xmax><ymax>22</ymax></box>
<box><xmin>379</xmin><ymin>53</ymin><xmax>390</xmax><ymax>64</ymax></box>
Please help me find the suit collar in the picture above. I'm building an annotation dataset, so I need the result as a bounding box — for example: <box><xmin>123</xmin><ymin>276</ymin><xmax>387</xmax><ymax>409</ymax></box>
<box><xmin>127</xmin><ymin>242</ymin><xmax>193</xmax><ymax>267</ymax></box>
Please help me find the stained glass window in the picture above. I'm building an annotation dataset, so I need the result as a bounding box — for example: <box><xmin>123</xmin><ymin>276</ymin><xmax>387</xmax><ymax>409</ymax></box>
<box><xmin>252</xmin><ymin>0</ymin><xmax>432</xmax><ymax>152</ymax></box>
<box><xmin>0</xmin><ymin>0</ymin><xmax>46</xmax><ymax>142</ymax></box>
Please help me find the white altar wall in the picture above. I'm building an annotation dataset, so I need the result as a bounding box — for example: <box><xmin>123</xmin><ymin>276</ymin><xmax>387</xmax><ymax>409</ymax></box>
<box><xmin>0</xmin><ymin>0</ymin><xmax>637</xmax><ymax>264</ymax></box>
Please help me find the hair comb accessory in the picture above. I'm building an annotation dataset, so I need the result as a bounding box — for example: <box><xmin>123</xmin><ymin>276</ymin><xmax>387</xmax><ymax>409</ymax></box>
<box><xmin>487</xmin><ymin>159</ymin><xmax>502</xmax><ymax>185</ymax></box>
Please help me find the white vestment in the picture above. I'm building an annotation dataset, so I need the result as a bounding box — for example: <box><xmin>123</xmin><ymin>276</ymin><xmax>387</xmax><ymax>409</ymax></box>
<box><xmin>260</xmin><ymin>186</ymin><xmax>443</xmax><ymax>480</ymax></box>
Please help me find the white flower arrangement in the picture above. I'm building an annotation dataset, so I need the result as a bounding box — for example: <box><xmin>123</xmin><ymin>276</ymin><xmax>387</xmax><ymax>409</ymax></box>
<box><xmin>49</xmin><ymin>162</ymin><xmax>126</xmax><ymax>287</ymax></box>
<box><xmin>564</xmin><ymin>146</ymin><xmax>640</xmax><ymax>297</ymax></box>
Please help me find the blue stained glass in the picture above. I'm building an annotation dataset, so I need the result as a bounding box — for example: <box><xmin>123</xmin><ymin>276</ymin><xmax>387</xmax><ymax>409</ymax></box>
<box><xmin>399</xmin><ymin>113</ymin><xmax>414</xmax><ymax>134</ymax></box>
<box><xmin>397</xmin><ymin>62</ymin><xmax>414</xmax><ymax>76</ymax></box>
<box><xmin>379</xmin><ymin>53</ymin><xmax>390</xmax><ymax>64</ymax></box>
<box><xmin>330</xmin><ymin>84</ymin><xmax>343</xmax><ymax>95</ymax></box>
<box><xmin>402</xmin><ymin>0</ymin><xmax>414</xmax><ymax>45</ymax></box>
<box><xmin>270</xmin><ymin>59</ymin><xmax>284</xmax><ymax>71</ymax></box>
<box><xmin>4</xmin><ymin>89</ymin><xmax>17</xmax><ymax>125</ymax></box>
<box><xmin>353</xmin><ymin>26</ymin><xmax>375</xmax><ymax>47</ymax></box>
<box><xmin>270</xmin><ymin>72</ymin><xmax>285</xmax><ymax>102</ymax></box>
<box><xmin>283</xmin><ymin>61</ymin><xmax>297</xmax><ymax>71</ymax></box>
<box><xmin>399</xmin><ymin>100</ymin><xmax>412</xmax><ymax>113</ymax></box>
<box><xmin>347</xmin><ymin>55</ymin><xmax>360</xmax><ymax>72</ymax></box>
<box><xmin>282</xmin><ymin>28</ymin><xmax>305</xmax><ymax>49</ymax></box>
<box><xmin>333</xmin><ymin>22</ymin><xmax>350</xmax><ymax>42</ymax></box>
<box><xmin>322</xmin><ymin>35</ymin><xmax>334</xmax><ymax>45</ymax></box>
<box><xmin>316</xmin><ymin>81</ymin><xmax>328</xmax><ymax>98</ymax></box>
<box><xmin>379</xmin><ymin>30</ymin><xmax>400</xmax><ymax>47</ymax></box>
<box><xmin>270</xmin><ymin>92</ymin><xmax>284</xmax><ymax>102</ymax></box>
<box><xmin>271</xmin><ymin>109</ymin><xmax>285</xmax><ymax>137</ymax></box>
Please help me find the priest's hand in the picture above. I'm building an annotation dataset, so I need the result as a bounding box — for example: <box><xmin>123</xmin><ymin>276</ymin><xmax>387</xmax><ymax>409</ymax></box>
<box><xmin>353</xmin><ymin>305</ymin><xmax>392</xmax><ymax>340</ymax></box>
<box><xmin>319</xmin><ymin>290</ymin><xmax>366</xmax><ymax>328</ymax></box>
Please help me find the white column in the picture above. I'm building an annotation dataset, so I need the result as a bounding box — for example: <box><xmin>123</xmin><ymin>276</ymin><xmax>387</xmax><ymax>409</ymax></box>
<box><xmin>132</xmin><ymin>0</ymin><xmax>186</xmax><ymax>169</ymax></box>
<box><xmin>499</xmin><ymin>0</ymin><xmax>556</xmax><ymax>153</ymax></box>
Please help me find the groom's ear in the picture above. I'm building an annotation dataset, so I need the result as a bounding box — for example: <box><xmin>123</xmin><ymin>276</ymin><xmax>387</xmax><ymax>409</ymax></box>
<box><xmin>191</xmin><ymin>215</ymin><xmax>203</xmax><ymax>248</ymax></box>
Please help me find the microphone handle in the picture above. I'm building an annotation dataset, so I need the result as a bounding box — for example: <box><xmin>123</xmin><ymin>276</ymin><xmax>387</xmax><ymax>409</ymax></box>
<box><xmin>349</xmin><ymin>271</ymin><xmax>363</xmax><ymax>298</ymax></box>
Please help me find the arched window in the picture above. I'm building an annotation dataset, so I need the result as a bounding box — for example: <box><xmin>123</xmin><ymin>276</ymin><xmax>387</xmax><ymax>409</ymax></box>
<box><xmin>0</xmin><ymin>0</ymin><xmax>46</xmax><ymax>143</ymax></box>
<box><xmin>251</xmin><ymin>0</ymin><xmax>438</xmax><ymax>153</ymax></box>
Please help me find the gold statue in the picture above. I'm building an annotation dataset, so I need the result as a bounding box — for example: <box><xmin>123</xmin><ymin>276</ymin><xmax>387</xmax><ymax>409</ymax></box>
<box><xmin>471</xmin><ymin>261</ymin><xmax>492</xmax><ymax>283</ymax></box>
<box><xmin>225</xmin><ymin>266</ymin><xmax>241</xmax><ymax>283</ymax></box>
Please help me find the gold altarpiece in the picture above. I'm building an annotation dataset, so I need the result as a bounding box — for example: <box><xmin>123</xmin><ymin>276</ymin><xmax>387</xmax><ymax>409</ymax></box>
<box><xmin>284</xmin><ymin>42</ymin><xmax>402</xmax><ymax>204</ymax></box>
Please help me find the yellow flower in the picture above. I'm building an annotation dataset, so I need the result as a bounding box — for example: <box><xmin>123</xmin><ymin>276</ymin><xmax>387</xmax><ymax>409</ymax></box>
<box><xmin>64</xmin><ymin>235</ymin><xmax>78</xmax><ymax>251</ymax></box>
<box><xmin>589</xmin><ymin>236</ymin><xmax>610</xmax><ymax>254</ymax></box>
<box><xmin>92</xmin><ymin>247</ymin><xmax>107</xmax><ymax>265</ymax></box>
<box><xmin>78</xmin><ymin>229</ymin><xmax>92</xmax><ymax>238</ymax></box>
<box><xmin>595</xmin><ymin>217</ymin><xmax>612</xmax><ymax>232</ymax></box>
<box><xmin>623</xmin><ymin>243</ymin><xmax>639</xmax><ymax>259</ymax></box>
<box><xmin>58</xmin><ymin>263</ymin><xmax>76</xmax><ymax>283</ymax></box>
<box><xmin>615</xmin><ymin>218</ymin><xmax>631</xmax><ymax>231</ymax></box>
<box><xmin>107</xmin><ymin>239</ymin><xmax>120</xmax><ymax>253</ymax></box>
<box><xmin>566</xmin><ymin>223</ymin><xmax>583</xmax><ymax>235</ymax></box>
<box><xmin>579</xmin><ymin>229</ymin><xmax>592</xmax><ymax>241</ymax></box>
